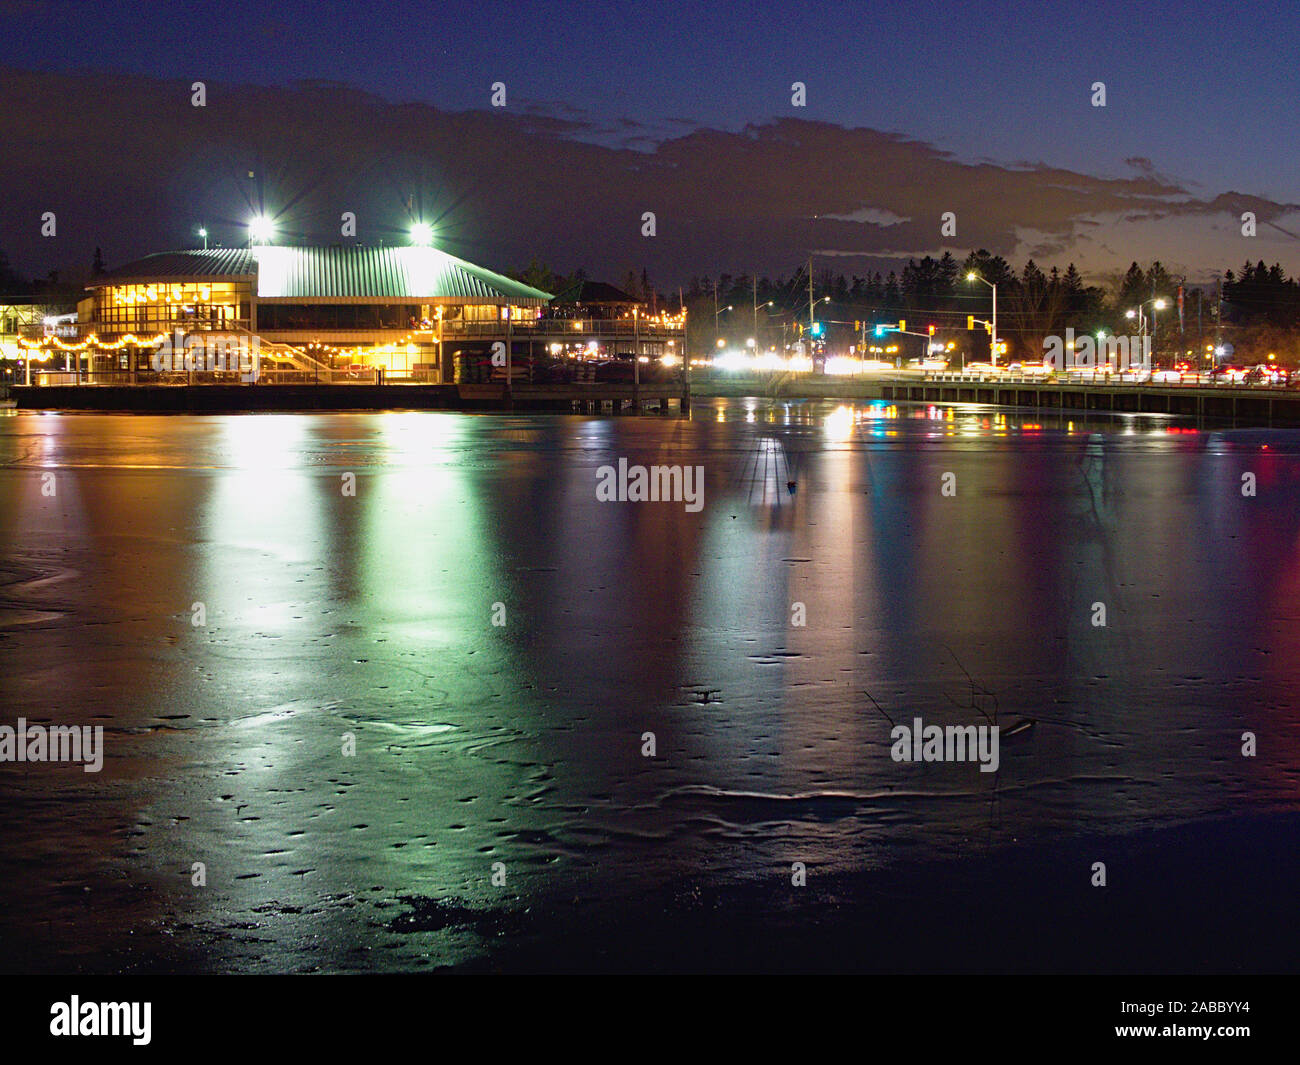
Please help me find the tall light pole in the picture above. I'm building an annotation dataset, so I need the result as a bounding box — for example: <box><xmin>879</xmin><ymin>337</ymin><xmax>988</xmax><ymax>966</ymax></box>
<box><xmin>808</xmin><ymin>256</ymin><xmax>815</xmax><ymax>337</ymax></box>
<box><xmin>1126</xmin><ymin>297</ymin><xmax>1167</xmax><ymax>370</ymax></box>
<box><xmin>198</xmin><ymin>227</ymin><xmax>208</xmax><ymax>250</ymax></box>
<box><xmin>632</xmin><ymin>305</ymin><xmax>640</xmax><ymax>411</ymax></box>
<box><xmin>681</xmin><ymin>302</ymin><xmax>690</xmax><ymax>414</ymax></box>
<box><xmin>1149</xmin><ymin>297</ymin><xmax>1166</xmax><ymax>367</ymax></box>
<box><xmin>753</xmin><ymin>275</ymin><xmax>772</xmax><ymax>352</ymax></box>
<box><xmin>966</xmin><ymin>272</ymin><xmax>998</xmax><ymax>367</ymax></box>
<box><xmin>1124</xmin><ymin>307</ymin><xmax>1145</xmax><ymax>371</ymax></box>
<box><xmin>807</xmin><ymin>296</ymin><xmax>829</xmax><ymax>358</ymax></box>
<box><xmin>714</xmin><ymin>302</ymin><xmax>732</xmax><ymax>347</ymax></box>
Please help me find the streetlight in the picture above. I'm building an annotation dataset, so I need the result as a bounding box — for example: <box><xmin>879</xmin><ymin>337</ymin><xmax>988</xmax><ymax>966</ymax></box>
<box><xmin>966</xmin><ymin>271</ymin><xmax>998</xmax><ymax>367</ymax></box>
<box><xmin>198</xmin><ymin>227</ymin><xmax>208</xmax><ymax>250</ymax></box>
<box><xmin>1126</xmin><ymin>298</ymin><xmax>1167</xmax><ymax>369</ymax></box>
<box><xmin>411</xmin><ymin>222</ymin><xmax>433</xmax><ymax>246</ymax></box>
<box><xmin>1149</xmin><ymin>298</ymin><xmax>1167</xmax><ymax>367</ymax></box>
<box><xmin>1125</xmin><ymin>308</ymin><xmax>1144</xmax><ymax>372</ymax></box>
<box><xmin>249</xmin><ymin>216</ymin><xmax>273</xmax><ymax>245</ymax></box>
<box><xmin>808</xmin><ymin>294</ymin><xmax>829</xmax><ymax>331</ymax></box>
<box><xmin>714</xmin><ymin>303</ymin><xmax>732</xmax><ymax>349</ymax></box>
<box><xmin>752</xmin><ymin>280</ymin><xmax>773</xmax><ymax>350</ymax></box>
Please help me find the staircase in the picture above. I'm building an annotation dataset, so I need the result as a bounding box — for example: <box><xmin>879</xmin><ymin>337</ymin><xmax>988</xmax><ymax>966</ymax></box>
<box><xmin>223</xmin><ymin>326</ymin><xmax>343</xmax><ymax>381</ymax></box>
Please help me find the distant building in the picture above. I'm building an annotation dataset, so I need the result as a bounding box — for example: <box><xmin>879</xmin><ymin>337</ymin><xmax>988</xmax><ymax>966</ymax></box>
<box><xmin>51</xmin><ymin>245</ymin><xmax>683</xmax><ymax>384</ymax></box>
<box><xmin>77</xmin><ymin>245</ymin><xmax>549</xmax><ymax>381</ymax></box>
<box><xmin>547</xmin><ymin>279</ymin><xmax>681</xmax><ymax>363</ymax></box>
<box><xmin>1</xmin><ymin>297</ymin><xmax>78</xmax><ymax>379</ymax></box>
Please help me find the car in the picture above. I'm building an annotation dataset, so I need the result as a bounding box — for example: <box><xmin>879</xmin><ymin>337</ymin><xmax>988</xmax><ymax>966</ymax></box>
<box><xmin>1251</xmin><ymin>365</ymin><xmax>1286</xmax><ymax>385</ymax></box>
<box><xmin>1210</xmin><ymin>364</ymin><xmax>1248</xmax><ymax>383</ymax></box>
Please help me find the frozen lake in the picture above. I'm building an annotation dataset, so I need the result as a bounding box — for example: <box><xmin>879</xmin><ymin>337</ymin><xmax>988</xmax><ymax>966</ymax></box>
<box><xmin>2</xmin><ymin>399</ymin><xmax>1298</xmax><ymax>972</ymax></box>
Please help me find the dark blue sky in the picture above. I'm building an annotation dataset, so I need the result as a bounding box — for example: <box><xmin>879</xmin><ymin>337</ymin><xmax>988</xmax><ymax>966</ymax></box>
<box><xmin>3</xmin><ymin>0</ymin><xmax>1298</xmax><ymax>283</ymax></box>
<box><xmin>10</xmin><ymin>0</ymin><xmax>1297</xmax><ymax>199</ymax></box>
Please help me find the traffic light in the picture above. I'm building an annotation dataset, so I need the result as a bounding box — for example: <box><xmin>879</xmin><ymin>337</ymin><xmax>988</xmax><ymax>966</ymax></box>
<box><xmin>928</xmin><ymin>324</ymin><xmax>936</xmax><ymax>336</ymax></box>
<box><xmin>967</xmin><ymin>316</ymin><xmax>975</xmax><ymax>330</ymax></box>
<box><xmin>854</xmin><ymin>320</ymin><xmax>861</xmax><ymax>331</ymax></box>
<box><xmin>898</xmin><ymin>320</ymin><xmax>906</xmax><ymax>332</ymax></box>
<box><xmin>810</xmin><ymin>321</ymin><xmax>824</xmax><ymax>337</ymax></box>
<box><xmin>874</xmin><ymin>324</ymin><xmax>884</xmax><ymax>337</ymax></box>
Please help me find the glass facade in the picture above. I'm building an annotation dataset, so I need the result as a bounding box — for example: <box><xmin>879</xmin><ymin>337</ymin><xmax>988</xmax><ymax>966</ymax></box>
<box><xmin>97</xmin><ymin>282</ymin><xmax>252</xmax><ymax>335</ymax></box>
<box><xmin>257</xmin><ymin>303</ymin><xmax>424</xmax><ymax>331</ymax></box>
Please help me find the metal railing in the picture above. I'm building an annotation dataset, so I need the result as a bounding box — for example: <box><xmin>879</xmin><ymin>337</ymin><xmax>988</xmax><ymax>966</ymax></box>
<box><xmin>27</xmin><ymin>367</ymin><xmax>446</xmax><ymax>387</ymax></box>
<box><xmin>924</xmin><ymin>371</ymin><xmax>1296</xmax><ymax>390</ymax></box>
<box><xmin>32</xmin><ymin>370</ymin><xmax>148</xmax><ymax>386</ymax></box>
<box><xmin>440</xmin><ymin>319</ymin><xmax>683</xmax><ymax>338</ymax></box>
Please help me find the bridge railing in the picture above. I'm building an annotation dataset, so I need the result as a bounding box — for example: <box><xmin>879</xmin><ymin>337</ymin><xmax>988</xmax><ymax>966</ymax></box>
<box><xmin>922</xmin><ymin>371</ymin><xmax>1296</xmax><ymax>391</ymax></box>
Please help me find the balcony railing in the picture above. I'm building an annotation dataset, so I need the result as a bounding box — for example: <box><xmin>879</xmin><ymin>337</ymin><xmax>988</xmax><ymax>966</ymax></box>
<box><xmin>440</xmin><ymin>318</ymin><xmax>683</xmax><ymax>338</ymax></box>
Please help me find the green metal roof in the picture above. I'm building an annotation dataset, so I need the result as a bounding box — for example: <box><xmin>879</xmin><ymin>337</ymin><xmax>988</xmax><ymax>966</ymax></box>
<box><xmin>253</xmin><ymin>246</ymin><xmax>552</xmax><ymax>303</ymax></box>
<box><xmin>94</xmin><ymin>249</ymin><xmax>256</xmax><ymax>283</ymax></box>
<box><xmin>92</xmin><ymin>246</ymin><xmax>552</xmax><ymax>304</ymax></box>
<box><xmin>550</xmin><ymin>279</ymin><xmax>641</xmax><ymax>305</ymax></box>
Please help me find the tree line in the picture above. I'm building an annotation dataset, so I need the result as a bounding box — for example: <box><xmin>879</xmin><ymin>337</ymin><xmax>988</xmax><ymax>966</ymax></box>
<box><xmin>517</xmin><ymin>252</ymin><xmax>1300</xmax><ymax>365</ymax></box>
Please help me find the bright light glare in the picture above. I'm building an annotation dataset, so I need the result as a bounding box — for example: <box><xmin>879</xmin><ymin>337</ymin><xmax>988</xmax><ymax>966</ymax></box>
<box><xmin>249</xmin><ymin>216</ymin><xmax>273</xmax><ymax>243</ymax></box>
<box><xmin>824</xmin><ymin>405</ymin><xmax>855</xmax><ymax>441</ymax></box>
<box><xmin>411</xmin><ymin>222</ymin><xmax>434</xmax><ymax>245</ymax></box>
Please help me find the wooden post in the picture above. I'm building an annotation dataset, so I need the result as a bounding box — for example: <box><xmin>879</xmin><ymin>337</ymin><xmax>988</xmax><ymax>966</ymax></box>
<box><xmin>504</xmin><ymin>307</ymin><xmax>513</xmax><ymax>409</ymax></box>
<box><xmin>681</xmin><ymin>308</ymin><xmax>690</xmax><ymax>417</ymax></box>
<box><xmin>632</xmin><ymin>307</ymin><xmax>640</xmax><ymax>414</ymax></box>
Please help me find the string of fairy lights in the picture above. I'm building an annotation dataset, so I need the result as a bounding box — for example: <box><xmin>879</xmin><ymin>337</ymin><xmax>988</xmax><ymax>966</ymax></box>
<box><xmin>17</xmin><ymin>332</ymin><xmax>170</xmax><ymax>354</ymax></box>
<box><xmin>17</xmin><ymin>311</ymin><xmax>689</xmax><ymax>364</ymax></box>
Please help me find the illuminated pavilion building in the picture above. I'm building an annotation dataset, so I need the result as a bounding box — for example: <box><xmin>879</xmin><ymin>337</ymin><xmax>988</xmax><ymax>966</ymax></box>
<box><xmin>2</xmin><ymin>297</ymin><xmax>76</xmax><ymax>363</ymax></box>
<box><xmin>50</xmin><ymin>244</ymin><xmax>685</xmax><ymax>384</ymax></box>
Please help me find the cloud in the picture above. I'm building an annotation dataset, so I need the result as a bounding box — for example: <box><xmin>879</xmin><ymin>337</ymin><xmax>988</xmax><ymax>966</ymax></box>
<box><xmin>1</xmin><ymin>66</ymin><xmax>1295</xmax><ymax>286</ymax></box>
<box><xmin>822</xmin><ymin>207</ymin><xmax>911</xmax><ymax>227</ymax></box>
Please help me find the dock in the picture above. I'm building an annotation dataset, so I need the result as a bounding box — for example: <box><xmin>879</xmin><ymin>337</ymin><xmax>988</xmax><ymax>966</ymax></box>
<box><xmin>12</xmin><ymin>373</ymin><xmax>1300</xmax><ymax>426</ymax></box>
<box><xmin>10</xmin><ymin>381</ymin><xmax>691</xmax><ymax>414</ymax></box>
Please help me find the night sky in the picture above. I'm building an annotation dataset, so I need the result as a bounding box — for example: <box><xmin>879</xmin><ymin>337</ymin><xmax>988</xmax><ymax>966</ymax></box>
<box><xmin>3</xmin><ymin>0</ymin><xmax>1298</xmax><ymax>285</ymax></box>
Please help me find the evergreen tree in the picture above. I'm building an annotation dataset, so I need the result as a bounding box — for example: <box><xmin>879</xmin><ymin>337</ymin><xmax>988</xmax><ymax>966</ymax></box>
<box><xmin>1116</xmin><ymin>262</ymin><xmax>1148</xmax><ymax>312</ymax></box>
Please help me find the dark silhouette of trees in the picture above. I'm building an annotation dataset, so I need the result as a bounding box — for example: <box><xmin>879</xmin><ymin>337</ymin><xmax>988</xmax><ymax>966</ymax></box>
<box><xmin>520</xmin><ymin>251</ymin><xmax>1300</xmax><ymax>365</ymax></box>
